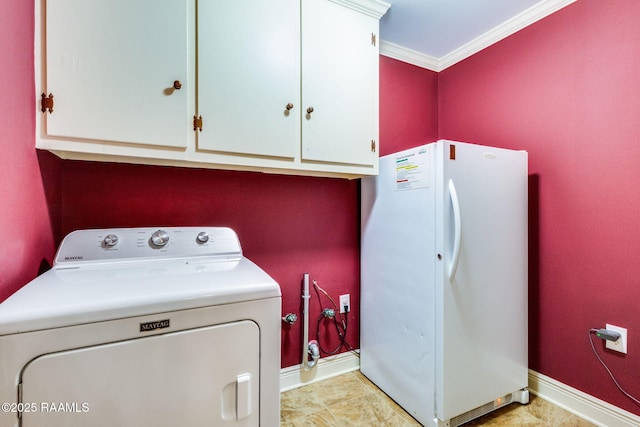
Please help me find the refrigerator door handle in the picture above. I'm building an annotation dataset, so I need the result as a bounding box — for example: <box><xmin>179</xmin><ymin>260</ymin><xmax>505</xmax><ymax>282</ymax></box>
<box><xmin>448</xmin><ymin>179</ymin><xmax>462</xmax><ymax>283</ymax></box>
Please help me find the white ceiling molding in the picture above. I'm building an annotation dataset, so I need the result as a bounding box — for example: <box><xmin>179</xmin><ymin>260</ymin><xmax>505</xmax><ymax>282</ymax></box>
<box><xmin>379</xmin><ymin>40</ymin><xmax>440</xmax><ymax>71</ymax></box>
<box><xmin>328</xmin><ymin>0</ymin><xmax>391</xmax><ymax>19</ymax></box>
<box><xmin>380</xmin><ymin>0</ymin><xmax>577</xmax><ymax>72</ymax></box>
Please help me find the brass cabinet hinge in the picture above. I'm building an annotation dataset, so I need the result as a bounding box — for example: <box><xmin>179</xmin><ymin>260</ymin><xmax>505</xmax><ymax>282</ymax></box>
<box><xmin>193</xmin><ymin>115</ymin><xmax>203</xmax><ymax>132</ymax></box>
<box><xmin>41</xmin><ymin>93</ymin><xmax>54</xmax><ymax>113</ymax></box>
<box><xmin>371</xmin><ymin>33</ymin><xmax>376</xmax><ymax>47</ymax></box>
<box><xmin>371</xmin><ymin>140</ymin><xmax>376</xmax><ymax>152</ymax></box>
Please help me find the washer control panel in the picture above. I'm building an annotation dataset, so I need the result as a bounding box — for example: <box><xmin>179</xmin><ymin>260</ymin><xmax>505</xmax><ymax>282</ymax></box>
<box><xmin>55</xmin><ymin>227</ymin><xmax>242</xmax><ymax>266</ymax></box>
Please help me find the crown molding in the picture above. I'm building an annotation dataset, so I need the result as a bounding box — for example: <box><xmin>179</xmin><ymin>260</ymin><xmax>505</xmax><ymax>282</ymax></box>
<box><xmin>380</xmin><ymin>0</ymin><xmax>577</xmax><ymax>72</ymax></box>
<box><xmin>379</xmin><ymin>40</ymin><xmax>440</xmax><ymax>71</ymax></box>
<box><xmin>328</xmin><ymin>0</ymin><xmax>391</xmax><ymax>19</ymax></box>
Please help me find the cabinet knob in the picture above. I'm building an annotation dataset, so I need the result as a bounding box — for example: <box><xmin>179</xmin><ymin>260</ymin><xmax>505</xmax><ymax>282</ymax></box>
<box><xmin>306</xmin><ymin>107</ymin><xmax>314</xmax><ymax>114</ymax></box>
<box><xmin>286</xmin><ymin>103</ymin><xmax>294</xmax><ymax>111</ymax></box>
<box><xmin>173</xmin><ymin>80</ymin><xmax>182</xmax><ymax>90</ymax></box>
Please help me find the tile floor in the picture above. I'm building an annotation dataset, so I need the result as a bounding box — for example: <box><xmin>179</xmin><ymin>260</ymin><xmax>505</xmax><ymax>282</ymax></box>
<box><xmin>280</xmin><ymin>371</ymin><xmax>597</xmax><ymax>426</ymax></box>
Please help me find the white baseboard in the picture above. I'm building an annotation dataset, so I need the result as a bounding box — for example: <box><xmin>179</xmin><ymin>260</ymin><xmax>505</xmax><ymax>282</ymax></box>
<box><xmin>280</xmin><ymin>351</ymin><xmax>360</xmax><ymax>392</ymax></box>
<box><xmin>529</xmin><ymin>370</ymin><xmax>640</xmax><ymax>427</ymax></box>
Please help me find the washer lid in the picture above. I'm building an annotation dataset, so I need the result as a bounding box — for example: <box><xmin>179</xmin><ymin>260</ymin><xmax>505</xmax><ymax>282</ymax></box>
<box><xmin>0</xmin><ymin>257</ymin><xmax>280</xmax><ymax>335</ymax></box>
<box><xmin>0</xmin><ymin>227</ymin><xmax>281</xmax><ymax>336</ymax></box>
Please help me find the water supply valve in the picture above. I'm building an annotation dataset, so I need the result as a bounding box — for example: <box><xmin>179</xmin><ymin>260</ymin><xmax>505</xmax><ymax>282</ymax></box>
<box><xmin>282</xmin><ymin>313</ymin><xmax>298</xmax><ymax>325</ymax></box>
<box><xmin>322</xmin><ymin>308</ymin><xmax>335</xmax><ymax>318</ymax></box>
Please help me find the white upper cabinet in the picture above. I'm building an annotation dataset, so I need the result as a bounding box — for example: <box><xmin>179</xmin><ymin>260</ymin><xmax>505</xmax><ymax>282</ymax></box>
<box><xmin>301</xmin><ymin>0</ymin><xmax>380</xmax><ymax>167</ymax></box>
<box><xmin>40</xmin><ymin>0</ymin><xmax>191</xmax><ymax>149</ymax></box>
<box><xmin>196</xmin><ymin>0</ymin><xmax>300</xmax><ymax>159</ymax></box>
<box><xmin>35</xmin><ymin>0</ymin><xmax>390</xmax><ymax>178</ymax></box>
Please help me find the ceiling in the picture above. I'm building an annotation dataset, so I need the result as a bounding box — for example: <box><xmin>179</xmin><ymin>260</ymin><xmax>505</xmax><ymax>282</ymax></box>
<box><xmin>377</xmin><ymin>0</ymin><xmax>576</xmax><ymax>71</ymax></box>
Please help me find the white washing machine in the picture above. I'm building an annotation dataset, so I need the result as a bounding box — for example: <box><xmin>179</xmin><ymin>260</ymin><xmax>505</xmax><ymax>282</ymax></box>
<box><xmin>0</xmin><ymin>227</ymin><xmax>281</xmax><ymax>427</ymax></box>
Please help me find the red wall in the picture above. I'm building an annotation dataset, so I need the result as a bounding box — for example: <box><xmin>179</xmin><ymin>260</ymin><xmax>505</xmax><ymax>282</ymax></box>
<box><xmin>0</xmin><ymin>0</ymin><xmax>60</xmax><ymax>303</ymax></box>
<box><xmin>379</xmin><ymin>56</ymin><xmax>439</xmax><ymax>155</ymax></box>
<box><xmin>60</xmin><ymin>162</ymin><xmax>360</xmax><ymax>368</ymax></box>
<box><xmin>439</xmin><ymin>0</ymin><xmax>640</xmax><ymax>415</ymax></box>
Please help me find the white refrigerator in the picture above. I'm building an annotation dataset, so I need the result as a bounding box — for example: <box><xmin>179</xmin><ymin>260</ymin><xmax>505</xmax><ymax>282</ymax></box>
<box><xmin>360</xmin><ymin>140</ymin><xmax>529</xmax><ymax>427</ymax></box>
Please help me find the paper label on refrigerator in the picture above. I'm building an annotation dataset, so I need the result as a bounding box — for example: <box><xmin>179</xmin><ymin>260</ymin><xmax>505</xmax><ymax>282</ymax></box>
<box><xmin>395</xmin><ymin>148</ymin><xmax>430</xmax><ymax>191</ymax></box>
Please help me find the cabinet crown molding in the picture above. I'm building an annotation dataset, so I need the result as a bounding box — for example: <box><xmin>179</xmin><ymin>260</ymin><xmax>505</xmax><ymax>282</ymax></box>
<box><xmin>328</xmin><ymin>0</ymin><xmax>391</xmax><ymax>19</ymax></box>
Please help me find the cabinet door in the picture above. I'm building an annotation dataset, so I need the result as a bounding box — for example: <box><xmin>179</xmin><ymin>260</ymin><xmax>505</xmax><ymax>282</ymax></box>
<box><xmin>197</xmin><ymin>0</ymin><xmax>299</xmax><ymax>159</ymax></box>
<box><xmin>43</xmin><ymin>0</ymin><xmax>190</xmax><ymax>148</ymax></box>
<box><xmin>301</xmin><ymin>0</ymin><xmax>379</xmax><ymax>167</ymax></box>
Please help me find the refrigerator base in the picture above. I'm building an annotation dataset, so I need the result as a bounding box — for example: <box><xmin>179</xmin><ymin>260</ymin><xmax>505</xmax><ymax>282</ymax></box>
<box><xmin>436</xmin><ymin>388</ymin><xmax>530</xmax><ymax>427</ymax></box>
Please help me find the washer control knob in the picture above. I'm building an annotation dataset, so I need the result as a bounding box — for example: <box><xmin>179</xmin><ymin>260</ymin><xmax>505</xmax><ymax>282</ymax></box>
<box><xmin>103</xmin><ymin>234</ymin><xmax>119</xmax><ymax>247</ymax></box>
<box><xmin>150</xmin><ymin>230</ymin><xmax>170</xmax><ymax>247</ymax></box>
<box><xmin>196</xmin><ymin>231</ymin><xmax>209</xmax><ymax>244</ymax></box>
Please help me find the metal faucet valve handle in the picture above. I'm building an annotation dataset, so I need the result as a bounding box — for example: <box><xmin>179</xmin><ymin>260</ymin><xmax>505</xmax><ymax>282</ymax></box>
<box><xmin>282</xmin><ymin>313</ymin><xmax>298</xmax><ymax>324</ymax></box>
<box><xmin>322</xmin><ymin>308</ymin><xmax>335</xmax><ymax>318</ymax></box>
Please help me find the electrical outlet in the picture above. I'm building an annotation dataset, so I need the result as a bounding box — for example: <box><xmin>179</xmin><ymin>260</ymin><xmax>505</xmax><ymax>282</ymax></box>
<box><xmin>339</xmin><ymin>294</ymin><xmax>350</xmax><ymax>313</ymax></box>
<box><xmin>605</xmin><ymin>324</ymin><xmax>627</xmax><ymax>354</ymax></box>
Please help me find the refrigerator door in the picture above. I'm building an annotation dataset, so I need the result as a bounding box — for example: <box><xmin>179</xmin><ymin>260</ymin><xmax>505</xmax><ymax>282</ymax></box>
<box><xmin>435</xmin><ymin>141</ymin><xmax>528</xmax><ymax>421</ymax></box>
<box><xmin>361</xmin><ymin>144</ymin><xmax>437</xmax><ymax>425</ymax></box>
